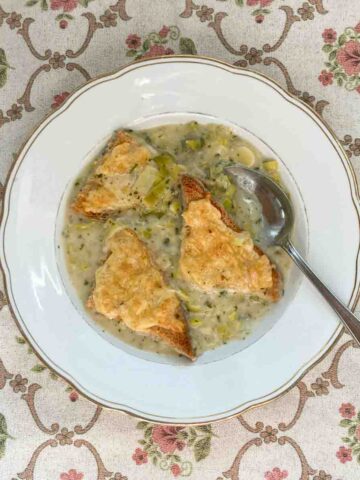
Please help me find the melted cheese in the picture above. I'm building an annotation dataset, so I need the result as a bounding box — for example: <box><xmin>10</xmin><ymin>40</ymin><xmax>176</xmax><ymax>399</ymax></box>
<box><xmin>180</xmin><ymin>198</ymin><xmax>273</xmax><ymax>293</ymax></box>
<box><xmin>90</xmin><ymin>228</ymin><xmax>185</xmax><ymax>333</ymax></box>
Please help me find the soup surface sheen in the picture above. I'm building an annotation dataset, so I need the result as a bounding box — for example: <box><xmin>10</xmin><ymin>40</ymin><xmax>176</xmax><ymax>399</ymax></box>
<box><xmin>63</xmin><ymin>123</ymin><xmax>289</xmax><ymax>356</ymax></box>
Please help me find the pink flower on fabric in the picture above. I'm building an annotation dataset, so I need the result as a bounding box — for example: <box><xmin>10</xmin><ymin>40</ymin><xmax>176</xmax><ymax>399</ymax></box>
<box><xmin>337</xmin><ymin>40</ymin><xmax>360</xmax><ymax>76</ymax></box>
<box><xmin>152</xmin><ymin>426</ymin><xmax>185</xmax><ymax>453</ymax></box>
<box><xmin>260</xmin><ymin>0</ymin><xmax>273</xmax><ymax>6</ymax></box>
<box><xmin>171</xmin><ymin>464</ymin><xmax>182</xmax><ymax>477</ymax></box>
<box><xmin>264</xmin><ymin>467</ymin><xmax>288</xmax><ymax>480</ymax></box>
<box><xmin>126</xmin><ymin>34</ymin><xmax>141</xmax><ymax>50</ymax></box>
<box><xmin>51</xmin><ymin>0</ymin><xmax>78</xmax><ymax>12</ymax></box>
<box><xmin>143</xmin><ymin>44</ymin><xmax>174</xmax><ymax>58</ymax></box>
<box><xmin>69</xmin><ymin>390</ymin><xmax>79</xmax><ymax>402</ymax></box>
<box><xmin>51</xmin><ymin>91</ymin><xmax>70</xmax><ymax>109</ymax></box>
<box><xmin>60</xmin><ymin>470</ymin><xmax>84</xmax><ymax>480</ymax></box>
<box><xmin>159</xmin><ymin>25</ymin><xmax>170</xmax><ymax>38</ymax></box>
<box><xmin>339</xmin><ymin>403</ymin><xmax>356</xmax><ymax>419</ymax></box>
<box><xmin>355</xmin><ymin>425</ymin><xmax>360</xmax><ymax>441</ymax></box>
<box><xmin>322</xmin><ymin>28</ymin><xmax>337</xmax><ymax>44</ymax></box>
<box><xmin>247</xmin><ymin>0</ymin><xmax>259</xmax><ymax>5</ymax></box>
<box><xmin>132</xmin><ymin>448</ymin><xmax>148</xmax><ymax>465</ymax></box>
<box><xmin>318</xmin><ymin>70</ymin><xmax>333</xmax><ymax>86</ymax></box>
<box><xmin>336</xmin><ymin>446</ymin><xmax>352</xmax><ymax>464</ymax></box>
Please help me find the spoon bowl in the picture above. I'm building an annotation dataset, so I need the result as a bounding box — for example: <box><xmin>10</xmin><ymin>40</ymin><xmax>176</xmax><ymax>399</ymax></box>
<box><xmin>226</xmin><ymin>164</ymin><xmax>360</xmax><ymax>346</ymax></box>
<box><xmin>226</xmin><ymin>165</ymin><xmax>294</xmax><ymax>247</ymax></box>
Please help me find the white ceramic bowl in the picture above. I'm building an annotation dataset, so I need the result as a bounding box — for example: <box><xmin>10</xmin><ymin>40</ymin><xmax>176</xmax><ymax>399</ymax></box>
<box><xmin>1</xmin><ymin>56</ymin><xmax>359</xmax><ymax>423</ymax></box>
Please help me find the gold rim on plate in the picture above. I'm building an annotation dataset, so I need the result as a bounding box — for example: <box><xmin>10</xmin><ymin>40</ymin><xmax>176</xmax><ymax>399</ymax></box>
<box><xmin>1</xmin><ymin>55</ymin><xmax>359</xmax><ymax>424</ymax></box>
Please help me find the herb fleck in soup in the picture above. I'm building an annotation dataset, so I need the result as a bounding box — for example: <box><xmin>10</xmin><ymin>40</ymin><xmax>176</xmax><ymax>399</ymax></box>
<box><xmin>63</xmin><ymin>123</ymin><xmax>290</xmax><ymax>357</ymax></box>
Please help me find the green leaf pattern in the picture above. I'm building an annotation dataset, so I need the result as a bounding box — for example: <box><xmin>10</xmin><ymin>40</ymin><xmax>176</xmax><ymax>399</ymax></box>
<box><xmin>31</xmin><ymin>364</ymin><xmax>46</xmax><ymax>373</ymax></box>
<box><xmin>179</xmin><ymin>37</ymin><xmax>197</xmax><ymax>55</ymax></box>
<box><xmin>0</xmin><ymin>413</ymin><xmax>13</xmax><ymax>460</ymax></box>
<box><xmin>193</xmin><ymin>436</ymin><xmax>211</xmax><ymax>462</ymax></box>
<box><xmin>0</xmin><ymin>49</ymin><xmax>11</xmax><ymax>89</ymax></box>
<box><xmin>25</xmin><ymin>0</ymin><xmax>48</xmax><ymax>9</ymax></box>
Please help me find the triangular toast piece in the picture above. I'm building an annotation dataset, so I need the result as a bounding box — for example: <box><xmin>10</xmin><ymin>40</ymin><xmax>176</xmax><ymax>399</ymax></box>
<box><xmin>87</xmin><ymin>228</ymin><xmax>195</xmax><ymax>360</ymax></box>
<box><xmin>72</xmin><ymin>131</ymin><xmax>151</xmax><ymax>219</ymax></box>
<box><xmin>180</xmin><ymin>175</ymin><xmax>282</xmax><ymax>302</ymax></box>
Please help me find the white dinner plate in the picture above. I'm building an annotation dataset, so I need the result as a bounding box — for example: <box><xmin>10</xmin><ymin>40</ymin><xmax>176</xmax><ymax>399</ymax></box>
<box><xmin>1</xmin><ymin>56</ymin><xmax>359</xmax><ymax>424</ymax></box>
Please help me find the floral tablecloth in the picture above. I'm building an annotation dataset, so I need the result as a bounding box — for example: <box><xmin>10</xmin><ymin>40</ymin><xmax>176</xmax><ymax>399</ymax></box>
<box><xmin>1</xmin><ymin>1</ymin><xmax>360</xmax><ymax>479</ymax></box>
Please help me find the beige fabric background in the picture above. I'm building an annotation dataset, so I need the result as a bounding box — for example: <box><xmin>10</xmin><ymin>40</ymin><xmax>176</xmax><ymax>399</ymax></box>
<box><xmin>1</xmin><ymin>1</ymin><xmax>360</xmax><ymax>479</ymax></box>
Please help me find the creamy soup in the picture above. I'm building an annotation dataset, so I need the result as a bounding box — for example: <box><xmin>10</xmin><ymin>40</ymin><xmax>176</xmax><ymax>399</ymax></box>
<box><xmin>63</xmin><ymin>123</ymin><xmax>290</xmax><ymax>356</ymax></box>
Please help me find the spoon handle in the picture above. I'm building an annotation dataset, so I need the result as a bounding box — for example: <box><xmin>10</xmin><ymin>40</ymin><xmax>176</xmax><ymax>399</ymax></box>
<box><xmin>282</xmin><ymin>239</ymin><xmax>360</xmax><ymax>346</ymax></box>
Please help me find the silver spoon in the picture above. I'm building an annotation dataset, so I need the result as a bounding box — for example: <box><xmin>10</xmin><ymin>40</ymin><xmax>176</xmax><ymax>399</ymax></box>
<box><xmin>226</xmin><ymin>165</ymin><xmax>360</xmax><ymax>345</ymax></box>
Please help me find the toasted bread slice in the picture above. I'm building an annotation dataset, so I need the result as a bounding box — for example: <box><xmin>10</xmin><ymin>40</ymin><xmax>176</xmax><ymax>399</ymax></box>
<box><xmin>180</xmin><ymin>175</ymin><xmax>282</xmax><ymax>302</ymax></box>
<box><xmin>87</xmin><ymin>228</ymin><xmax>194</xmax><ymax>360</ymax></box>
<box><xmin>72</xmin><ymin>131</ymin><xmax>151</xmax><ymax>219</ymax></box>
